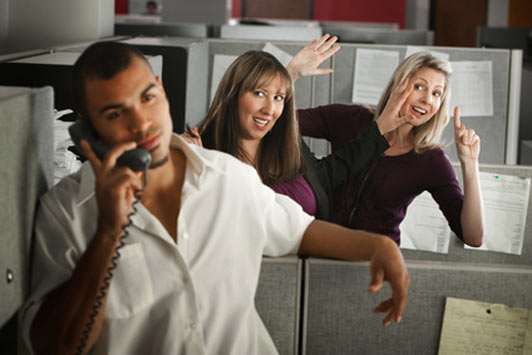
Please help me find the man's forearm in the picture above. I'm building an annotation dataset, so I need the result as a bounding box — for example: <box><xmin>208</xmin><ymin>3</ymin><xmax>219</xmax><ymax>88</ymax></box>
<box><xmin>31</xmin><ymin>229</ymin><xmax>123</xmax><ymax>354</ymax></box>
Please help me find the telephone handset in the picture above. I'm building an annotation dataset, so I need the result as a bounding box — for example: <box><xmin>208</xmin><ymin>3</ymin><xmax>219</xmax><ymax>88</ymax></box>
<box><xmin>69</xmin><ymin>118</ymin><xmax>152</xmax><ymax>171</ymax></box>
<box><xmin>69</xmin><ymin>118</ymin><xmax>151</xmax><ymax>355</ymax></box>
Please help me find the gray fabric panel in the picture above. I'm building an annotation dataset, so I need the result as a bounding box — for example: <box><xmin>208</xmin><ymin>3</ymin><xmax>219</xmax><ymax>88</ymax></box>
<box><xmin>402</xmin><ymin>164</ymin><xmax>532</xmax><ymax>266</ymax></box>
<box><xmin>0</xmin><ymin>86</ymin><xmax>54</xmax><ymax>327</ymax></box>
<box><xmin>331</xmin><ymin>44</ymin><xmax>510</xmax><ymax>165</ymax></box>
<box><xmin>320</xmin><ymin>27</ymin><xmax>433</xmax><ymax>45</ymax></box>
<box><xmin>303</xmin><ymin>259</ymin><xmax>532</xmax><ymax>355</ymax></box>
<box><xmin>114</xmin><ymin>23</ymin><xmax>209</xmax><ymax>38</ymax></box>
<box><xmin>185</xmin><ymin>42</ymin><xmax>209</xmax><ymax>127</ymax></box>
<box><xmin>256</xmin><ymin>256</ymin><xmax>301</xmax><ymax>355</ymax></box>
<box><xmin>219</xmin><ymin>25</ymin><xmax>322</xmax><ymax>42</ymax></box>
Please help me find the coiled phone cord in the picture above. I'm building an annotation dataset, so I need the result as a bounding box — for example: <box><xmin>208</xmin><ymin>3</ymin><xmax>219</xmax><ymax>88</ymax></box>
<box><xmin>75</xmin><ymin>179</ymin><xmax>146</xmax><ymax>355</ymax></box>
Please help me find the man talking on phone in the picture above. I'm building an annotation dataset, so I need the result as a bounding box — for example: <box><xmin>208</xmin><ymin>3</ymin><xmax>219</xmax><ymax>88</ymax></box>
<box><xmin>20</xmin><ymin>41</ymin><xmax>410</xmax><ymax>354</ymax></box>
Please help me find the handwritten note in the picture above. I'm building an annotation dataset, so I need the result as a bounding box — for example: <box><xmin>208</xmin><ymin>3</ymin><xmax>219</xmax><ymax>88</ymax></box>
<box><xmin>400</xmin><ymin>191</ymin><xmax>451</xmax><ymax>254</ymax></box>
<box><xmin>210</xmin><ymin>54</ymin><xmax>238</xmax><ymax>104</ymax></box>
<box><xmin>449</xmin><ymin>61</ymin><xmax>494</xmax><ymax>117</ymax></box>
<box><xmin>465</xmin><ymin>172</ymin><xmax>531</xmax><ymax>255</ymax></box>
<box><xmin>439</xmin><ymin>297</ymin><xmax>532</xmax><ymax>355</ymax></box>
<box><xmin>352</xmin><ymin>49</ymin><xmax>399</xmax><ymax>106</ymax></box>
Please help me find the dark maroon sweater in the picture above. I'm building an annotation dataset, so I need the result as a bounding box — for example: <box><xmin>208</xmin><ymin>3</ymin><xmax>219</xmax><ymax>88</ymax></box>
<box><xmin>297</xmin><ymin>104</ymin><xmax>464</xmax><ymax>245</ymax></box>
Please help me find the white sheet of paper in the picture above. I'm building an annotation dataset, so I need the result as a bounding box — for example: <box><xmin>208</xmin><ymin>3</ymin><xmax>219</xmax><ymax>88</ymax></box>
<box><xmin>449</xmin><ymin>61</ymin><xmax>494</xmax><ymax>117</ymax></box>
<box><xmin>53</xmin><ymin>119</ymin><xmax>82</xmax><ymax>185</ymax></box>
<box><xmin>439</xmin><ymin>297</ymin><xmax>532</xmax><ymax>355</ymax></box>
<box><xmin>465</xmin><ymin>172</ymin><xmax>530</xmax><ymax>255</ymax></box>
<box><xmin>352</xmin><ymin>49</ymin><xmax>399</xmax><ymax>106</ymax></box>
<box><xmin>210</xmin><ymin>54</ymin><xmax>238</xmax><ymax>104</ymax></box>
<box><xmin>399</xmin><ymin>191</ymin><xmax>451</xmax><ymax>253</ymax></box>
<box><xmin>404</xmin><ymin>46</ymin><xmax>450</xmax><ymax>61</ymax></box>
<box><xmin>262</xmin><ymin>43</ymin><xmax>294</xmax><ymax>67</ymax></box>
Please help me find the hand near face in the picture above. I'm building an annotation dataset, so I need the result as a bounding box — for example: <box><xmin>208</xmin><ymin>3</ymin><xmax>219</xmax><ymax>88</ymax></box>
<box><xmin>374</xmin><ymin>78</ymin><xmax>416</xmax><ymax>134</ymax></box>
<box><xmin>453</xmin><ymin>106</ymin><xmax>480</xmax><ymax>162</ymax></box>
<box><xmin>82</xmin><ymin>140</ymin><xmax>144</xmax><ymax>236</ymax></box>
<box><xmin>286</xmin><ymin>34</ymin><xmax>340</xmax><ymax>82</ymax></box>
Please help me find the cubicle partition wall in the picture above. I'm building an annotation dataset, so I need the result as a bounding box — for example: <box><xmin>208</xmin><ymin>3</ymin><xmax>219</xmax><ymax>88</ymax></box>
<box><xmin>330</xmin><ymin>43</ymin><xmax>521</xmax><ymax>165</ymax></box>
<box><xmin>301</xmin><ymin>162</ymin><xmax>532</xmax><ymax>353</ymax></box>
<box><xmin>476</xmin><ymin>27</ymin><xmax>532</xmax><ymax>164</ymax></box>
<box><xmin>114</xmin><ymin>22</ymin><xmax>210</xmax><ymax>38</ymax></box>
<box><xmin>0</xmin><ymin>86</ymin><xmax>54</xmax><ymax>351</ymax></box>
<box><xmin>200</xmin><ymin>39</ymin><xmax>521</xmax><ymax>164</ymax></box>
<box><xmin>401</xmin><ymin>163</ymin><xmax>532</xmax><ymax>266</ymax></box>
<box><xmin>303</xmin><ymin>260</ymin><xmax>532</xmax><ymax>355</ymax></box>
<box><xmin>321</xmin><ymin>25</ymin><xmax>433</xmax><ymax>45</ymax></box>
<box><xmin>119</xmin><ymin>37</ymin><xmax>208</xmax><ymax>132</ymax></box>
<box><xmin>219</xmin><ymin>24</ymin><xmax>323</xmax><ymax>42</ymax></box>
<box><xmin>0</xmin><ymin>50</ymin><xmax>162</xmax><ymax>115</ymax></box>
<box><xmin>255</xmin><ymin>257</ymin><xmax>302</xmax><ymax>355</ymax></box>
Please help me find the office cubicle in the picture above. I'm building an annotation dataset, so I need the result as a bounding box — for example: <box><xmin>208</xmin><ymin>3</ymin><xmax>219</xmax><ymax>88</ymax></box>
<box><xmin>321</xmin><ymin>24</ymin><xmax>433</xmax><ymax>45</ymax></box>
<box><xmin>477</xmin><ymin>27</ymin><xmax>532</xmax><ymax>164</ymax></box>
<box><xmin>303</xmin><ymin>259</ymin><xmax>532</xmax><ymax>355</ymax></box>
<box><xmin>255</xmin><ymin>257</ymin><xmax>302</xmax><ymax>355</ymax></box>
<box><xmin>118</xmin><ymin>37</ymin><xmax>209</xmax><ymax>132</ymax></box>
<box><xmin>0</xmin><ymin>86</ymin><xmax>54</xmax><ymax>352</ymax></box>
<box><xmin>114</xmin><ymin>21</ymin><xmax>210</xmax><ymax>38</ymax></box>
<box><xmin>0</xmin><ymin>50</ymin><xmax>162</xmax><ymax>114</ymax></box>
<box><xmin>219</xmin><ymin>24</ymin><xmax>323</xmax><ymax>42</ymax></box>
<box><xmin>302</xmin><ymin>162</ymin><xmax>532</xmax><ymax>354</ymax></box>
<box><xmin>199</xmin><ymin>39</ymin><xmax>521</xmax><ymax>164</ymax></box>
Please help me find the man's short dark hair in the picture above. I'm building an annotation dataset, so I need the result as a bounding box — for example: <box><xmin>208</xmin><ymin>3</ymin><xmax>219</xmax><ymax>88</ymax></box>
<box><xmin>72</xmin><ymin>41</ymin><xmax>150</xmax><ymax>116</ymax></box>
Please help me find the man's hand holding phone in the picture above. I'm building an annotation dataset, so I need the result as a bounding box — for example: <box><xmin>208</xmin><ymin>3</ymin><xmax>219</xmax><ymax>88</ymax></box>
<box><xmin>81</xmin><ymin>140</ymin><xmax>144</xmax><ymax>237</ymax></box>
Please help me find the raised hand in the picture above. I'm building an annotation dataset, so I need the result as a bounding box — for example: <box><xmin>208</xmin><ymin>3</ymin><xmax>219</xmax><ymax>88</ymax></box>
<box><xmin>82</xmin><ymin>140</ymin><xmax>144</xmax><ymax>236</ymax></box>
<box><xmin>374</xmin><ymin>78</ymin><xmax>416</xmax><ymax>134</ymax></box>
<box><xmin>453</xmin><ymin>106</ymin><xmax>480</xmax><ymax>162</ymax></box>
<box><xmin>286</xmin><ymin>33</ymin><xmax>341</xmax><ymax>81</ymax></box>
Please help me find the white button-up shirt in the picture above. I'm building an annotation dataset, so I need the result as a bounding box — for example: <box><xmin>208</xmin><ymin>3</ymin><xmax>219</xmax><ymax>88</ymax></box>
<box><xmin>20</xmin><ymin>134</ymin><xmax>314</xmax><ymax>354</ymax></box>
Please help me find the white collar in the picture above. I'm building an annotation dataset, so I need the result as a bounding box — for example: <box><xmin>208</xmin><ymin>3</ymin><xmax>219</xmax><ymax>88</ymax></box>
<box><xmin>75</xmin><ymin>133</ymin><xmax>218</xmax><ymax>207</ymax></box>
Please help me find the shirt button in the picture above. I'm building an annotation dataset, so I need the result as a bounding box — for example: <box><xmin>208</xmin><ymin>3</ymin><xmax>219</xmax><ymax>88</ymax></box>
<box><xmin>190</xmin><ymin>323</ymin><xmax>197</xmax><ymax>330</ymax></box>
<box><xmin>183</xmin><ymin>232</ymin><xmax>190</xmax><ymax>240</ymax></box>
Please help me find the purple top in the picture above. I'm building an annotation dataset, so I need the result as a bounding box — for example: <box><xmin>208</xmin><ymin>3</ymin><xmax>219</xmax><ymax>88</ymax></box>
<box><xmin>297</xmin><ymin>104</ymin><xmax>464</xmax><ymax>245</ymax></box>
<box><xmin>272</xmin><ymin>175</ymin><xmax>317</xmax><ymax>216</ymax></box>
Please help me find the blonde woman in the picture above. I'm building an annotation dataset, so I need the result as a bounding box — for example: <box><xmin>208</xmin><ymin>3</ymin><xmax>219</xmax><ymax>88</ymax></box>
<box><xmin>297</xmin><ymin>52</ymin><xmax>484</xmax><ymax>247</ymax></box>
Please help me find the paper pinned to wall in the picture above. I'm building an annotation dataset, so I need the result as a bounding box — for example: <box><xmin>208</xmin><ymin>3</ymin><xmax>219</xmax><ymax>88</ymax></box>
<box><xmin>262</xmin><ymin>43</ymin><xmax>294</xmax><ymax>67</ymax></box>
<box><xmin>465</xmin><ymin>172</ymin><xmax>530</xmax><ymax>255</ymax></box>
<box><xmin>404</xmin><ymin>46</ymin><xmax>450</xmax><ymax>61</ymax></box>
<box><xmin>210</xmin><ymin>54</ymin><xmax>238</xmax><ymax>104</ymax></box>
<box><xmin>449</xmin><ymin>61</ymin><xmax>494</xmax><ymax>117</ymax></box>
<box><xmin>352</xmin><ymin>49</ymin><xmax>399</xmax><ymax>106</ymax></box>
<box><xmin>399</xmin><ymin>191</ymin><xmax>451</xmax><ymax>254</ymax></box>
<box><xmin>438</xmin><ymin>297</ymin><xmax>532</xmax><ymax>355</ymax></box>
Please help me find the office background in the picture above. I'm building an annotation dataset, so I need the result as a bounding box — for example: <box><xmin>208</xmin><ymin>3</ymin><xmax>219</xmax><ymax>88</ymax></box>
<box><xmin>1</xmin><ymin>0</ymin><xmax>532</xmax><ymax>354</ymax></box>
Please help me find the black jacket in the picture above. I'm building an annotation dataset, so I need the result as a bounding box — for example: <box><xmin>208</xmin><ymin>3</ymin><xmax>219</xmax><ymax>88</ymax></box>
<box><xmin>301</xmin><ymin>120</ymin><xmax>389</xmax><ymax>220</ymax></box>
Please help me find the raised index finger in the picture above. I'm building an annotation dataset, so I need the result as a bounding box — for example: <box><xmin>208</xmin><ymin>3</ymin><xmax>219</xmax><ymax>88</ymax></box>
<box><xmin>454</xmin><ymin>106</ymin><xmax>461</xmax><ymax>129</ymax></box>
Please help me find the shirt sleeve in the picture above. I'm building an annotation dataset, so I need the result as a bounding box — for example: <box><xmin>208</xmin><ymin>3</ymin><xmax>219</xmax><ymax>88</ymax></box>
<box><xmin>297</xmin><ymin>104</ymin><xmax>374</xmax><ymax>151</ymax></box>
<box><xmin>427</xmin><ymin>150</ymin><xmax>464</xmax><ymax>240</ymax></box>
<box><xmin>313</xmin><ymin>120</ymin><xmax>389</xmax><ymax>194</ymax></box>
<box><xmin>242</xmin><ymin>164</ymin><xmax>315</xmax><ymax>257</ymax></box>
<box><xmin>19</xmin><ymin>187</ymin><xmax>82</xmax><ymax>354</ymax></box>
